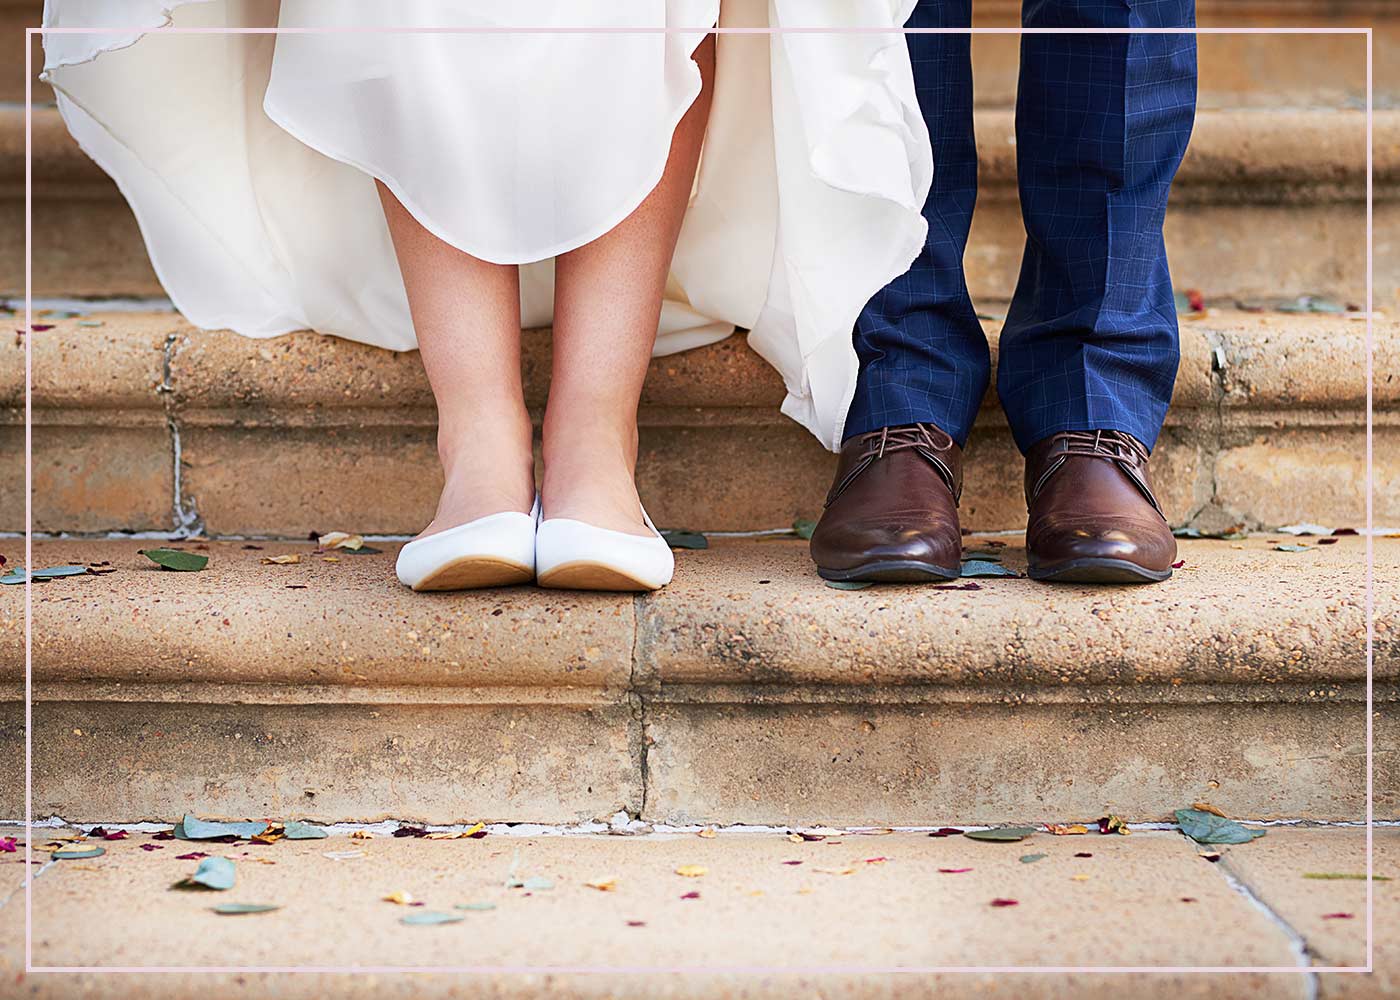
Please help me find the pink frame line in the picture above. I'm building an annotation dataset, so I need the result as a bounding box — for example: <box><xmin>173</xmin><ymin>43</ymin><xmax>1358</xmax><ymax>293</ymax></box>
<box><xmin>23</xmin><ymin>21</ymin><xmax>1376</xmax><ymax>977</ymax></box>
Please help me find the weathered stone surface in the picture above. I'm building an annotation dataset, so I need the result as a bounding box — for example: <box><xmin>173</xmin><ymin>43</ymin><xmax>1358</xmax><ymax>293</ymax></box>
<box><xmin>1215</xmin><ymin>427</ymin><xmax>1400</xmax><ymax>528</ymax></box>
<box><xmin>638</xmin><ymin>539</ymin><xmax>1384</xmax><ymax>689</ymax></box>
<box><xmin>7</xmin><ymin>540</ymin><xmax>635</xmax><ymax>690</ymax></box>
<box><xmin>5</xmin><ymin>107</ymin><xmax>1396</xmax><ymax>301</ymax></box>
<box><xmin>22</xmin><ymin>699</ymin><xmax>640</xmax><ymax>824</ymax></box>
<box><xmin>13</xmin><ymin>424</ymin><xmax>173</xmax><ymax>533</ymax></box>
<box><xmin>1216</xmin><ymin>828</ymin><xmax>1386</xmax><ymax>976</ymax></box>
<box><xmin>20</xmin><ymin>828</ymin><xmax>1307</xmax><ymax>984</ymax></box>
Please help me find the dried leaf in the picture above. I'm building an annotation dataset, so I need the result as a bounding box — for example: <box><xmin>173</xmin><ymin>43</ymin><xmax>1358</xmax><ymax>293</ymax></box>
<box><xmin>351</xmin><ymin>830</ymin><xmax>373</xmax><ymax>840</ymax></box>
<box><xmin>383</xmin><ymin>891</ymin><xmax>415</xmax><ymax>905</ymax></box>
<box><xmin>675</xmin><ymin>865</ymin><xmax>708</xmax><ymax>878</ymax></box>
<box><xmin>1191</xmin><ymin>802</ymin><xmax>1227</xmax><ymax>817</ymax></box>
<box><xmin>175</xmin><ymin>815</ymin><xmax>269</xmax><ymax>841</ymax></box>
<box><xmin>316</xmin><ymin>531</ymin><xmax>364</xmax><ymax>551</ymax></box>
<box><xmin>585</xmin><ymin>878</ymin><xmax>618</xmax><ymax>892</ymax></box>
<box><xmin>213</xmin><ymin>903</ymin><xmax>279</xmax><ymax>915</ymax></box>
<box><xmin>52</xmin><ymin>845</ymin><xmax>105</xmax><ymax>860</ymax></box>
<box><xmin>933</xmin><ymin>581</ymin><xmax>982</xmax><ymax>591</ymax></box>
<box><xmin>1097</xmin><ymin>815</ymin><xmax>1130</xmax><ymax>836</ymax></box>
<box><xmin>138</xmin><ymin>549</ymin><xmax>208</xmax><ymax>572</ymax></box>
<box><xmin>1198</xmin><ymin>852</ymin><xmax>1222</xmax><ymax>863</ymax></box>
<box><xmin>960</xmin><ymin>559</ymin><xmax>1018</xmax><ymax>578</ymax></box>
<box><xmin>261</xmin><ymin>554</ymin><xmax>301</xmax><ymax>565</ymax></box>
<box><xmin>814</xmin><ymin>865</ymin><xmax>857</xmax><ymax>876</ymax></box>
<box><xmin>174</xmin><ymin>857</ymin><xmax>234</xmax><ymax>891</ymax></box>
<box><xmin>964</xmin><ymin>827</ymin><xmax>1036</xmax><ymax>842</ymax></box>
<box><xmin>1175</xmin><ymin>808</ymin><xmax>1266</xmax><ymax>845</ymax></box>
<box><xmin>697</xmin><ymin>828</ymin><xmax>717</xmax><ymax>839</ymax></box>
<box><xmin>1045</xmin><ymin>824</ymin><xmax>1089</xmax><ymax>836</ymax></box>
<box><xmin>401</xmin><ymin>911</ymin><xmax>464</xmax><ymax>926</ymax></box>
<box><xmin>283</xmin><ymin>821</ymin><xmax>329</xmax><ymax>840</ymax></box>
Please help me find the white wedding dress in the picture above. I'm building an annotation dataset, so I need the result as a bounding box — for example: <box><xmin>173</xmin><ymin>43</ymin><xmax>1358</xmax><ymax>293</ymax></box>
<box><xmin>41</xmin><ymin>0</ymin><xmax>931</xmax><ymax>450</ymax></box>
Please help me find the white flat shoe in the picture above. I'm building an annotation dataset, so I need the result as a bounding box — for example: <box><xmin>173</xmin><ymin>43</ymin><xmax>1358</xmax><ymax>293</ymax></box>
<box><xmin>395</xmin><ymin>496</ymin><xmax>540</xmax><ymax>592</ymax></box>
<box><xmin>535</xmin><ymin>507</ymin><xmax>674</xmax><ymax>592</ymax></box>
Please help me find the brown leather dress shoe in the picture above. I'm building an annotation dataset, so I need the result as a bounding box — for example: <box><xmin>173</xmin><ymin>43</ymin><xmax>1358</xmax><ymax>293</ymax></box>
<box><xmin>1024</xmin><ymin>430</ymin><xmax>1177</xmax><ymax>583</ymax></box>
<box><xmin>809</xmin><ymin>423</ymin><xmax>963</xmax><ymax>582</ymax></box>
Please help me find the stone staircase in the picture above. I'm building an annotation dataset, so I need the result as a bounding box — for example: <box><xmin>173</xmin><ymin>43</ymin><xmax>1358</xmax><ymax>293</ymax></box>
<box><xmin>0</xmin><ymin>0</ymin><xmax>1394</xmax><ymax>831</ymax></box>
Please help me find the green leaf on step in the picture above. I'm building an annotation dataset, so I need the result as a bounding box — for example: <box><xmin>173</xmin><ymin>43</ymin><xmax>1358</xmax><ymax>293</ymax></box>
<box><xmin>454</xmin><ymin>902</ymin><xmax>498</xmax><ymax>911</ymax></box>
<box><xmin>1173</xmin><ymin>291</ymin><xmax>1191</xmax><ymax>314</ymax></box>
<box><xmin>961</xmin><ymin>560</ymin><xmax>1018</xmax><ymax>578</ymax></box>
<box><xmin>661</xmin><ymin>531</ymin><xmax>708</xmax><ymax>550</ymax></box>
<box><xmin>1303</xmin><ymin>872</ymin><xmax>1392</xmax><ymax>881</ymax></box>
<box><xmin>964</xmin><ymin>827</ymin><xmax>1036</xmax><ymax>842</ymax></box>
<box><xmin>282</xmin><ymin>821</ymin><xmax>329</xmax><ymax>840</ymax></box>
<box><xmin>174</xmin><ymin>856</ymin><xmax>235</xmax><ymax>891</ymax></box>
<box><xmin>401</xmin><ymin>911</ymin><xmax>464</xmax><ymax>926</ymax></box>
<box><xmin>213</xmin><ymin>903</ymin><xmax>279</xmax><ymax>914</ymax></box>
<box><xmin>825</xmin><ymin>580</ymin><xmax>873</xmax><ymax>590</ymax></box>
<box><xmin>53</xmin><ymin>845</ymin><xmax>105</xmax><ymax>860</ymax></box>
<box><xmin>77</xmin><ymin>320</ymin><xmax>105</xmax><ymax>328</ymax></box>
<box><xmin>0</xmin><ymin>571</ymin><xmax>25</xmax><ymax>585</ymax></box>
<box><xmin>1174</xmin><ymin>808</ymin><xmax>1267</xmax><ymax>845</ymax></box>
<box><xmin>1019</xmin><ymin>853</ymin><xmax>1047</xmax><ymax>864</ymax></box>
<box><xmin>30</xmin><ymin>565</ymin><xmax>88</xmax><ymax>579</ymax></box>
<box><xmin>175</xmin><ymin>814</ymin><xmax>269</xmax><ymax>841</ymax></box>
<box><xmin>1275</xmin><ymin>544</ymin><xmax>1312</xmax><ymax>552</ymax></box>
<box><xmin>340</xmin><ymin>545</ymin><xmax>383</xmax><ymax>555</ymax></box>
<box><xmin>139</xmin><ymin>549</ymin><xmax>208</xmax><ymax>572</ymax></box>
<box><xmin>792</xmin><ymin>519</ymin><xmax>817</xmax><ymax>540</ymax></box>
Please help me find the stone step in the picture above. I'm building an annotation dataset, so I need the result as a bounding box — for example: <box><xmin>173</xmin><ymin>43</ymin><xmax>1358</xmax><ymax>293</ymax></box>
<box><xmin>1</xmin><ymin>308</ymin><xmax>1391</xmax><ymax>536</ymax></box>
<box><xmin>4</xmin><ymin>104</ymin><xmax>1395</xmax><ymax>303</ymax></box>
<box><xmin>10</xmin><ymin>823</ymin><xmax>1380</xmax><ymax>994</ymax></box>
<box><xmin>0</xmin><ymin>535</ymin><xmax>1392</xmax><ymax>824</ymax></box>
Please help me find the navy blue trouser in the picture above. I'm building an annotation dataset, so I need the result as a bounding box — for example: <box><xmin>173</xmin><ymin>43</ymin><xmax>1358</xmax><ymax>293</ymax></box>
<box><xmin>845</xmin><ymin>0</ymin><xmax>1197</xmax><ymax>453</ymax></box>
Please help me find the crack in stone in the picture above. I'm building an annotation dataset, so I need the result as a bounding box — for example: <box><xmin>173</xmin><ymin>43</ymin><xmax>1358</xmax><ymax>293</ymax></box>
<box><xmin>159</xmin><ymin>332</ymin><xmax>202</xmax><ymax>538</ymax></box>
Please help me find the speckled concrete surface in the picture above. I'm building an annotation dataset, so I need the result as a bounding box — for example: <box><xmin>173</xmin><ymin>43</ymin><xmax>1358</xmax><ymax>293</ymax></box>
<box><xmin>0</xmin><ymin>824</ymin><xmax>1361</xmax><ymax>999</ymax></box>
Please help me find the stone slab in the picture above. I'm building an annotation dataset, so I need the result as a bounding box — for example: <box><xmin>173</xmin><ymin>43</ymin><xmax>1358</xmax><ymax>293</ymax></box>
<box><xmin>17</xmin><ymin>828</ymin><xmax>1304</xmax><ymax>986</ymax></box>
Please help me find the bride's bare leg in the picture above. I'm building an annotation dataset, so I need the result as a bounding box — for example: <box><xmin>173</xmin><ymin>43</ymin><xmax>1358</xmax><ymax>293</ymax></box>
<box><xmin>543</xmin><ymin>35</ymin><xmax>715</xmax><ymax>535</ymax></box>
<box><xmin>378</xmin><ymin>182</ymin><xmax>536</xmax><ymax>539</ymax></box>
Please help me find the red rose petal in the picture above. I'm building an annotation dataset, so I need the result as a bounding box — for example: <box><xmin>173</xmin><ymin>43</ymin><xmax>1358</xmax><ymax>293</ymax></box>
<box><xmin>990</xmin><ymin>898</ymin><xmax>1019</xmax><ymax>907</ymax></box>
<box><xmin>938</xmin><ymin>867</ymin><xmax>973</xmax><ymax>874</ymax></box>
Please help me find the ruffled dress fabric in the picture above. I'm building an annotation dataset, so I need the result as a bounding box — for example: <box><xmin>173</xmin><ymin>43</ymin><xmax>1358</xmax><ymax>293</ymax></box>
<box><xmin>41</xmin><ymin>0</ymin><xmax>930</xmax><ymax>450</ymax></box>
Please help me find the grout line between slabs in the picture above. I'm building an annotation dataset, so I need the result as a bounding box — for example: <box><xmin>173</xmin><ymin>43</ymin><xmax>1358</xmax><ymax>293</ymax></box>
<box><xmin>1205</xmin><ymin>841</ymin><xmax>1322</xmax><ymax>999</ymax></box>
<box><xmin>158</xmin><ymin>331</ymin><xmax>201</xmax><ymax>538</ymax></box>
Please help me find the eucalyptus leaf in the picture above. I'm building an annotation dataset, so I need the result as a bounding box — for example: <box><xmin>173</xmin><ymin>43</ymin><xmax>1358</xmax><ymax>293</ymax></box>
<box><xmin>0</xmin><ymin>571</ymin><xmax>25</xmax><ymax>585</ymax></box>
<box><xmin>174</xmin><ymin>856</ymin><xmax>235</xmax><ymax>891</ymax></box>
<box><xmin>661</xmin><ymin>531</ymin><xmax>708</xmax><ymax>550</ymax></box>
<box><xmin>792</xmin><ymin>519</ymin><xmax>817</xmax><ymax>540</ymax></box>
<box><xmin>282</xmin><ymin>821</ymin><xmax>329</xmax><ymax>840</ymax></box>
<box><xmin>53</xmin><ymin>845</ymin><xmax>105</xmax><ymax>860</ymax></box>
<box><xmin>341</xmin><ymin>545</ymin><xmax>383</xmax><ymax>555</ymax></box>
<box><xmin>1174</xmin><ymin>808</ymin><xmax>1267</xmax><ymax>845</ymax></box>
<box><xmin>139</xmin><ymin>549</ymin><xmax>208</xmax><ymax>572</ymax></box>
<box><xmin>401</xmin><ymin>911</ymin><xmax>464</xmax><ymax>926</ymax></box>
<box><xmin>961</xmin><ymin>560</ymin><xmax>1018</xmax><ymax>578</ymax></box>
<box><xmin>1275</xmin><ymin>544</ymin><xmax>1312</xmax><ymax>553</ymax></box>
<box><xmin>30</xmin><ymin>565</ymin><xmax>87</xmax><ymax>579</ymax></box>
<box><xmin>455</xmin><ymin>902</ymin><xmax>497</xmax><ymax>911</ymax></box>
<box><xmin>1019</xmin><ymin>853</ymin><xmax>1047</xmax><ymax>864</ymax></box>
<box><xmin>825</xmin><ymin>580</ymin><xmax>873</xmax><ymax>590</ymax></box>
<box><xmin>213</xmin><ymin>903</ymin><xmax>279</xmax><ymax>914</ymax></box>
<box><xmin>964</xmin><ymin>827</ymin><xmax>1036</xmax><ymax>842</ymax></box>
<box><xmin>175</xmin><ymin>814</ymin><xmax>269</xmax><ymax>841</ymax></box>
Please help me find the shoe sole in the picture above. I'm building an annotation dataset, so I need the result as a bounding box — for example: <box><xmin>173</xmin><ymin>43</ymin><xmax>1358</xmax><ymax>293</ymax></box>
<box><xmin>816</xmin><ymin>560</ymin><xmax>961</xmax><ymax>584</ymax></box>
<box><xmin>537</xmin><ymin>560</ymin><xmax>664</xmax><ymax>592</ymax></box>
<box><xmin>412</xmin><ymin>557</ymin><xmax>535</xmax><ymax>592</ymax></box>
<box><xmin>1028</xmin><ymin>557</ymin><xmax>1172</xmax><ymax>584</ymax></box>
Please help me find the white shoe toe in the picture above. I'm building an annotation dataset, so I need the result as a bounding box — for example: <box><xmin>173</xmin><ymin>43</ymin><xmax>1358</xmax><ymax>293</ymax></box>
<box><xmin>535</xmin><ymin>508</ymin><xmax>674</xmax><ymax>592</ymax></box>
<box><xmin>395</xmin><ymin>496</ymin><xmax>540</xmax><ymax>592</ymax></box>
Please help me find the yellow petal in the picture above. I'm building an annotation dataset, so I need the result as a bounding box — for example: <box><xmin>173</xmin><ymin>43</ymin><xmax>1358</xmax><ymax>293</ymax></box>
<box><xmin>585</xmin><ymin>878</ymin><xmax>618</xmax><ymax>892</ymax></box>
<box><xmin>675</xmin><ymin>865</ymin><xmax>708</xmax><ymax>878</ymax></box>
<box><xmin>261</xmin><ymin>554</ymin><xmax>301</xmax><ymax>565</ymax></box>
<box><xmin>697</xmin><ymin>828</ymin><xmax>717</xmax><ymax>839</ymax></box>
<box><xmin>383</xmin><ymin>891</ymin><xmax>414</xmax><ymax>905</ymax></box>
